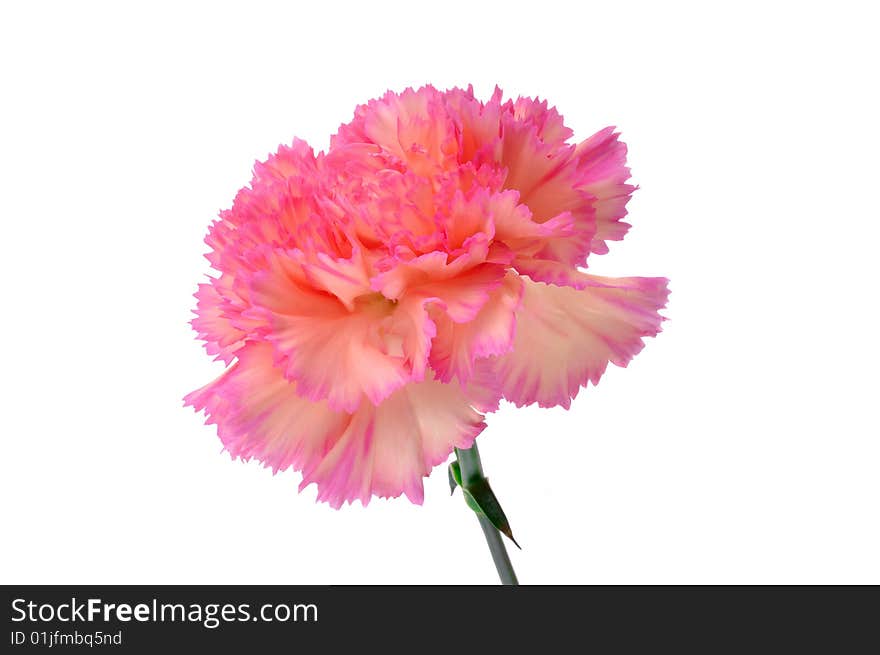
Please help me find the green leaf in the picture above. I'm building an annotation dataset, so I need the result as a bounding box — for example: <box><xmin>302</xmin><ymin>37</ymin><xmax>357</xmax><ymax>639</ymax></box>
<box><xmin>461</xmin><ymin>477</ymin><xmax>521</xmax><ymax>549</ymax></box>
<box><xmin>448</xmin><ymin>460</ymin><xmax>462</xmax><ymax>495</ymax></box>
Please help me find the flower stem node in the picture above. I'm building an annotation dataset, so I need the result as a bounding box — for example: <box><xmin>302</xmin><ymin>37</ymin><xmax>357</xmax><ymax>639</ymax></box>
<box><xmin>450</xmin><ymin>453</ymin><xmax>520</xmax><ymax>549</ymax></box>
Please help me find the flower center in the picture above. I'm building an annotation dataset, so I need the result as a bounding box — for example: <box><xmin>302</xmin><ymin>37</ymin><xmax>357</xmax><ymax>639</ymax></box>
<box><xmin>353</xmin><ymin>292</ymin><xmax>397</xmax><ymax>313</ymax></box>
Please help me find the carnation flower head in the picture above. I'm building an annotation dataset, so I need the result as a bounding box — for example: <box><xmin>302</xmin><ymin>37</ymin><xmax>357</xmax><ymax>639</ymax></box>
<box><xmin>186</xmin><ymin>85</ymin><xmax>669</xmax><ymax>508</ymax></box>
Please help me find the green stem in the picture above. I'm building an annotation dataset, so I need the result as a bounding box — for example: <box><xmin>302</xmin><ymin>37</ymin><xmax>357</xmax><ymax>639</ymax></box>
<box><xmin>455</xmin><ymin>443</ymin><xmax>519</xmax><ymax>585</ymax></box>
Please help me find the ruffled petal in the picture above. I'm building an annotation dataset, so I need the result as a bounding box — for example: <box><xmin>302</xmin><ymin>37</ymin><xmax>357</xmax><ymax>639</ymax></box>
<box><xmin>492</xmin><ymin>275</ymin><xmax>669</xmax><ymax>408</ymax></box>
<box><xmin>205</xmin><ymin>139</ymin><xmax>347</xmax><ymax>270</ymax></box>
<box><xmin>511</xmin><ymin>258</ymin><xmax>591</xmax><ymax>288</ymax></box>
<box><xmin>494</xmin><ymin>117</ymin><xmax>597</xmax><ymax>270</ymax></box>
<box><xmin>443</xmin><ymin>85</ymin><xmax>504</xmax><ymax>168</ymax></box>
<box><xmin>185</xmin><ymin>343</ymin><xmax>486</xmax><ymax>508</ymax></box>
<box><xmin>487</xmin><ymin>191</ymin><xmax>595</xmax><ymax>286</ymax></box>
<box><xmin>333</xmin><ymin>85</ymin><xmax>459</xmax><ymax>176</ymax></box>
<box><xmin>458</xmin><ymin>359</ymin><xmax>504</xmax><ymax>413</ymax></box>
<box><xmin>190</xmin><ymin>279</ymin><xmax>247</xmax><ymax>364</ymax></box>
<box><xmin>301</xmin><ymin>372</ymin><xmax>486</xmax><ymax>506</ymax></box>
<box><xmin>572</xmin><ymin>127</ymin><xmax>636</xmax><ymax>254</ymax></box>
<box><xmin>184</xmin><ymin>343</ymin><xmax>350</xmax><ymax>480</ymax></box>
<box><xmin>298</xmin><ymin>246</ymin><xmax>373</xmax><ymax>311</ymax></box>
<box><xmin>248</xmin><ymin>249</ymin><xmax>432</xmax><ymax>412</ymax></box>
<box><xmin>429</xmin><ymin>272</ymin><xmax>523</xmax><ymax>383</ymax></box>
<box><xmin>372</xmin><ymin>250</ymin><xmax>508</xmax><ymax>323</ymax></box>
<box><xmin>510</xmin><ymin>95</ymin><xmax>573</xmax><ymax>147</ymax></box>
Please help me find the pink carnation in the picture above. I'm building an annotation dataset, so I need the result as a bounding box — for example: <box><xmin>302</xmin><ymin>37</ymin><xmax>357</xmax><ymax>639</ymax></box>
<box><xmin>186</xmin><ymin>85</ymin><xmax>669</xmax><ymax>508</ymax></box>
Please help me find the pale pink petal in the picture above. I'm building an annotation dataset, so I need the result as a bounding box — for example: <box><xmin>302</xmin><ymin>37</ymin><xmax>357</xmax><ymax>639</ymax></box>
<box><xmin>333</xmin><ymin>85</ymin><xmax>459</xmax><ymax>176</ymax></box>
<box><xmin>442</xmin><ymin>188</ymin><xmax>495</xmax><ymax>253</ymax></box>
<box><xmin>298</xmin><ymin>247</ymin><xmax>373</xmax><ymax>310</ymax></box>
<box><xmin>190</xmin><ymin>280</ymin><xmax>247</xmax><ymax>364</ymax></box>
<box><xmin>511</xmin><ymin>258</ymin><xmax>591</xmax><ymax>288</ymax></box>
<box><xmin>184</xmin><ymin>343</ymin><xmax>350</xmax><ymax>480</ymax></box>
<box><xmin>248</xmin><ymin>249</ymin><xmax>433</xmax><ymax>412</ymax></box>
<box><xmin>487</xmin><ymin>191</ymin><xmax>596</xmax><ymax>285</ymax></box>
<box><xmin>500</xmin><ymin>119</ymin><xmax>575</xmax><ymax>213</ymax></box>
<box><xmin>458</xmin><ymin>359</ymin><xmax>504</xmax><ymax>413</ymax></box>
<box><xmin>573</xmin><ymin>127</ymin><xmax>636</xmax><ymax>254</ymax></box>
<box><xmin>256</xmin><ymin>138</ymin><xmax>322</xmax><ymax>182</ymax></box>
<box><xmin>372</xmin><ymin>250</ymin><xmax>508</xmax><ymax>323</ymax></box>
<box><xmin>442</xmin><ymin>85</ymin><xmax>504</xmax><ymax>167</ymax></box>
<box><xmin>411</xmin><ymin>263</ymin><xmax>508</xmax><ymax>323</ymax></box>
<box><xmin>383</xmin><ymin>293</ymin><xmax>437</xmax><ymax>383</ymax></box>
<box><xmin>301</xmin><ymin>372</ymin><xmax>486</xmax><ymax>506</ymax></box>
<box><xmin>429</xmin><ymin>272</ymin><xmax>523</xmax><ymax>383</ymax></box>
<box><xmin>510</xmin><ymin>95</ymin><xmax>573</xmax><ymax>147</ymax></box>
<box><xmin>492</xmin><ymin>275</ymin><xmax>669</xmax><ymax>408</ymax></box>
<box><xmin>494</xmin><ymin>118</ymin><xmax>597</xmax><ymax>269</ymax></box>
<box><xmin>185</xmin><ymin>343</ymin><xmax>486</xmax><ymax>508</ymax></box>
<box><xmin>490</xmin><ymin>190</ymin><xmax>562</xmax><ymax>246</ymax></box>
<box><xmin>205</xmin><ymin>139</ymin><xmax>342</xmax><ymax>268</ymax></box>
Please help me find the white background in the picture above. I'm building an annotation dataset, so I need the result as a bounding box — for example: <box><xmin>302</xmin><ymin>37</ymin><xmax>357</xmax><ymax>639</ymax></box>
<box><xmin>2</xmin><ymin>1</ymin><xmax>877</xmax><ymax>584</ymax></box>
